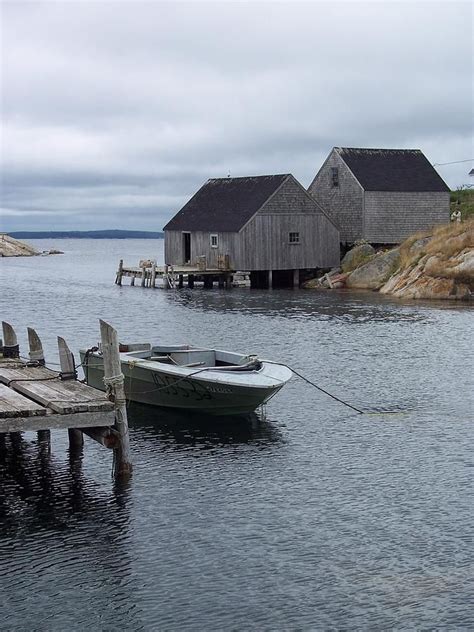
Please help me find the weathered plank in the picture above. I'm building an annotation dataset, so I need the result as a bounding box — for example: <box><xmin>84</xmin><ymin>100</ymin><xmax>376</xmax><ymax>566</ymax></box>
<box><xmin>0</xmin><ymin>383</ymin><xmax>46</xmax><ymax>418</ymax></box>
<box><xmin>0</xmin><ymin>410</ymin><xmax>115</xmax><ymax>433</ymax></box>
<box><xmin>0</xmin><ymin>365</ymin><xmax>113</xmax><ymax>414</ymax></box>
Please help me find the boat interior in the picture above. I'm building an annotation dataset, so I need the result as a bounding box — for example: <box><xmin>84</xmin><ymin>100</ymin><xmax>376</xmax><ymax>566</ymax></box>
<box><xmin>117</xmin><ymin>344</ymin><xmax>262</xmax><ymax>371</ymax></box>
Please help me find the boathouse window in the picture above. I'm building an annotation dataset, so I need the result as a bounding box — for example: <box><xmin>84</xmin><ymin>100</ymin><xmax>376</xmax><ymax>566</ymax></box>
<box><xmin>210</xmin><ymin>234</ymin><xmax>218</xmax><ymax>248</ymax></box>
<box><xmin>331</xmin><ymin>167</ymin><xmax>339</xmax><ymax>187</ymax></box>
<box><xmin>289</xmin><ymin>232</ymin><xmax>300</xmax><ymax>244</ymax></box>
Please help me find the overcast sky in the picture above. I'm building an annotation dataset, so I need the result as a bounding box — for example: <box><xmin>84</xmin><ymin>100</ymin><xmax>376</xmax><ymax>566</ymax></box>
<box><xmin>1</xmin><ymin>1</ymin><xmax>472</xmax><ymax>232</ymax></box>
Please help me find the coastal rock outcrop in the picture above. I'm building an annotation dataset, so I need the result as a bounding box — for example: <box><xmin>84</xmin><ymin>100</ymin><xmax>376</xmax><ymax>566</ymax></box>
<box><xmin>346</xmin><ymin>248</ymin><xmax>400</xmax><ymax>290</ymax></box>
<box><xmin>380</xmin><ymin>220</ymin><xmax>473</xmax><ymax>300</ymax></box>
<box><xmin>0</xmin><ymin>234</ymin><xmax>39</xmax><ymax>257</ymax></box>
<box><xmin>341</xmin><ymin>243</ymin><xmax>375</xmax><ymax>273</ymax></box>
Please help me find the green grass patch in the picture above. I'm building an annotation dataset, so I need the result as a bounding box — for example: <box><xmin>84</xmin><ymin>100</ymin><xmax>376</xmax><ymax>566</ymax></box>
<box><xmin>450</xmin><ymin>188</ymin><xmax>474</xmax><ymax>220</ymax></box>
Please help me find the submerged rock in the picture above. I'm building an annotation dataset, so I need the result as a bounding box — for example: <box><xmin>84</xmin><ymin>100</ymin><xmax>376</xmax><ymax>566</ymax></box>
<box><xmin>346</xmin><ymin>249</ymin><xmax>400</xmax><ymax>290</ymax></box>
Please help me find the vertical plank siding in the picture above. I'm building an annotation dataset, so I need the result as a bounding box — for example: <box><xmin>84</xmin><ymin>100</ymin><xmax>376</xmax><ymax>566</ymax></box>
<box><xmin>240</xmin><ymin>214</ymin><xmax>340</xmax><ymax>270</ymax></box>
<box><xmin>308</xmin><ymin>150</ymin><xmax>364</xmax><ymax>244</ymax></box>
<box><xmin>165</xmin><ymin>175</ymin><xmax>340</xmax><ymax>270</ymax></box>
<box><xmin>363</xmin><ymin>192</ymin><xmax>451</xmax><ymax>243</ymax></box>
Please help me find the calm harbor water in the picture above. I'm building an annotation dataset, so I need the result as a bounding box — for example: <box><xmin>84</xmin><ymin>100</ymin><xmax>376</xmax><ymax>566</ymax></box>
<box><xmin>1</xmin><ymin>239</ymin><xmax>473</xmax><ymax>630</ymax></box>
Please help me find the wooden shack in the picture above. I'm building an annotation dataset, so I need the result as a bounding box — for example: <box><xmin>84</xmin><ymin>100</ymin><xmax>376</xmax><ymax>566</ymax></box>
<box><xmin>308</xmin><ymin>147</ymin><xmax>451</xmax><ymax>245</ymax></box>
<box><xmin>163</xmin><ymin>174</ymin><xmax>340</xmax><ymax>288</ymax></box>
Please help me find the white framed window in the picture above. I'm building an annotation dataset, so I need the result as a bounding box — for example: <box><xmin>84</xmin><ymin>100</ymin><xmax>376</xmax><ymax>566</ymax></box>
<box><xmin>289</xmin><ymin>232</ymin><xmax>300</xmax><ymax>244</ymax></box>
<box><xmin>210</xmin><ymin>234</ymin><xmax>218</xmax><ymax>248</ymax></box>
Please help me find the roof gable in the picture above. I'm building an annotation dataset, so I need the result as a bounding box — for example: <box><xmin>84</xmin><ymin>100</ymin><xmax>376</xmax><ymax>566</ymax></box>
<box><xmin>336</xmin><ymin>147</ymin><xmax>450</xmax><ymax>192</ymax></box>
<box><xmin>163</xmin><ymin>174</ymin><xmax>290</xmax><ymax>232</ymax></box>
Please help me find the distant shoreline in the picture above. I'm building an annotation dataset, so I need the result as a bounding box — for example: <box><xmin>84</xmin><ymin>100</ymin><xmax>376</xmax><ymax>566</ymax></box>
<box><xmin>8</xmin><ymin>230</ymin><xmax>164</xmax><ymax>239</ymax></box>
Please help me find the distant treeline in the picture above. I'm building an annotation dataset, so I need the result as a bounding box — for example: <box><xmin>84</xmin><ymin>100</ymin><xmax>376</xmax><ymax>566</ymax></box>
<box><xmin>9</xmin><ymin>229</ymin><xmax>164</xmax><ymax>239</ymax></box>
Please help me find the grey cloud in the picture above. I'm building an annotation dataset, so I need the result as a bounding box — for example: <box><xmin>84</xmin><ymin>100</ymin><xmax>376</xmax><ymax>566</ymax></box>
<box><xmin>1</xmin><ymin>1</ymin><xmax>472</xmax><ymax>231</ymax></box>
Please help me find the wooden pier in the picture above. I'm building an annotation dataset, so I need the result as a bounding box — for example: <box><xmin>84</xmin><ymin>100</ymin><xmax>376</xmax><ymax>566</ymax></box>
<box><xmin>115</xmin><ymin>259</ymin><xmax>236</xmax><ymax>289</ymax></box>
<box><xmin>0</xmin><ymin>320</ymin><xmax>132</xmax><ymax>479</ymax></box>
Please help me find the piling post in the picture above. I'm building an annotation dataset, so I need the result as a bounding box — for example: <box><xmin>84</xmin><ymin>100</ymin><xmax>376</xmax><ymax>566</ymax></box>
<box><xmin>28</xmin><ymin>327</ymin><xmax>48</xmax><ymax>443</ymax></box>
<box><xmin>58</xmin><ymin>336</ymin><xmax>83</xmax><ymax>449</ymax></box>
<box><xmin>178</xmin><ymin>274</ymin><xmax>184</xmax><ymax>289</ymax></box>
<box><xmin>27</xmin><ymin>327</ymin><xmax>45</xmax><ymax>366</ymax></box>
<box><xmin>1</xmin><ymin>322</ymin><xmax>19</xmax><ymax>359</ymax></box>
<box><xmin>141</xmin><ymin>265</ymin><xmax>146</xmax><ymax>287</ymax></box>
<box><xmin>150</xmin><ymin>260</ymin><xmax>157</xmax><ymax>288</ymax></box>
<box><xmin>131</xmin><ymin>274</ymin><xmax>136</xmax><ymax>286</ymax></box>
<box><xmin>99</xmin><ymin>319</ymin><xmax>132</xmax><ymax>477</ymax></box>
<box><xmin>187</xmin><ymin>274</ymin><xmax>195</xmax><ymax>289</ymax></box>
<box><xmin>225</xmin><ymin>274</ymin><xmax>232</xmax><ymax>289</ymax></box>
<box><xmin>293</xmin><ymin>269</ymin><xmax>300</xmax><ymax>289</ymax></box>
<box><xmin>115</xmin><ymin>259</ymin><xmax>124</xmax><ymax>285</ymax></box>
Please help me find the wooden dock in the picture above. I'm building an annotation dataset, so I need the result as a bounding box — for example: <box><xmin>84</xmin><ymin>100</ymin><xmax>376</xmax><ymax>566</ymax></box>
<box><xmin>115</xmin><ymin>259</ymin><xmax>237</xmax><ymax>289</ymax></box>
<box><xmin>0</xmin><ymin>320</ymin><xmax>132</xmax><ymax>479</ymax></box>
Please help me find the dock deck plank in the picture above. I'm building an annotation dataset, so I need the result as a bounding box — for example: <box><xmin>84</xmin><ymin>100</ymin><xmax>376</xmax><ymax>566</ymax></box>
<box><xmin>0</xmin><ymin>365</ymin><xmax>114</xmax><ymax>414</ymax></box>
<box><xmin>0</xmin><ymin>383</ymin><xmax>47</xmax><ymax>418</ymax></box>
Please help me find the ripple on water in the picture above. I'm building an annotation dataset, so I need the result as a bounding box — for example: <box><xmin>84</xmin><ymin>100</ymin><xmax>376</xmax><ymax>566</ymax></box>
<box><xmin>1</xmin><ymin>239</ymin><xmax>473</xmax><ymax>629</ymax></box>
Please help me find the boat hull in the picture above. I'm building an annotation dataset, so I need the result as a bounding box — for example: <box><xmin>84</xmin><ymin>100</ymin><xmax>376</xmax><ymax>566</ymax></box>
<box><xmin>81</xmin><ymin>353</ymin><xmax>287</xmax><ymax>416</ymax></box>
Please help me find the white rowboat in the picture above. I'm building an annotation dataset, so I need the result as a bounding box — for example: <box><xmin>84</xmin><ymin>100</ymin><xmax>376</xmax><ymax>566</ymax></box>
<box><xmin>80</xmin><ymin>344</ymin><xmax>292</xmax><ymax>416</ymax></box>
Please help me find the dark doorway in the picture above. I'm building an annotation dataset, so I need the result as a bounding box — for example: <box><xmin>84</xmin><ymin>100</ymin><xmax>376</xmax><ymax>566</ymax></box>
<box><xmin>182</xmin><ymin>232</ymin><xmax>191</xmax><ymax>264</ymax></box>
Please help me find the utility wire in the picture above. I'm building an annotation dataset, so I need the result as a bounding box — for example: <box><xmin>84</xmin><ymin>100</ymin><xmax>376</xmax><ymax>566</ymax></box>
<box><xmin>433</xmin><ymin>159</ymin><xmax>473</xmax><ymax>166</ymax></box>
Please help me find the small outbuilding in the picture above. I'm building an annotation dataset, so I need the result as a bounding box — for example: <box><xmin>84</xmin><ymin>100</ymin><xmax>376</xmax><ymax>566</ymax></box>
<box><xmin>308</xmin><ymin>147</ymin><xmax>451</xmax><ymax>245</ymax></box>
<box><xmin>164</xmin><ymin>174</ymin><xmax>340</xmax><ymax>287</ymax></box>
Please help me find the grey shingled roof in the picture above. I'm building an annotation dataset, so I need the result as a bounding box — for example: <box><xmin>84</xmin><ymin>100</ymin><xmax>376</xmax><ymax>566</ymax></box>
<box><xmin>164</xmin><ymin>174</ymin><xmax>290</xmax><ymax>232</ymax></box>
<box><xmin>336</xmin><ymin>147</ymin><xmax>450</xmax><ymax>192</ymax></box>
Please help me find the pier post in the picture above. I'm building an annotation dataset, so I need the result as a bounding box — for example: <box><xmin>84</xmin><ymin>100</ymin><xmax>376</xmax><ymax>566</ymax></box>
<box><xmin>268</xmin><ymin>270</ymin><xmax>273</xmax><ymax>289</ymax></box>
<box><xmin>28</xmin><ymin>327</ymin><xmax>48</xmax><ymax>444</ymax></box>
<box><xmin>100</xmin><ymin>320</ymin><xmax>132</xmax><ymax>478</ymax></box>
<box><xmin>115</xmin><ymin>259</ymin><xmax>123</xmax><ymax>285</ymax></box>
<box><xmin>225</xmin><ymin>274</ymin><xmax>232</xmax><ymax>289</ymax></box>
<box><xmin>58</xmin><ymin>336</ymin><xmax>84</xmax><ymax>450</ymax></box>
<box><xmin>1</xmin><ymin>322</ymin><xmax>19</xmax><ymax>359</ymax></box>
<box><xmin>27</xmin><ymin>327</ymin><xmax>45</xmax><ymax>366</ymax></box>
<box><xmin>188</xmin><ymin>274</ymin><xmax>195</xmax><ymax>289</ymax></box>
<box><xmin>150</xmin><ymin>261</ymin><xmax>157</xmax><ymax>288</ymax></box>
<box><xmin>178</xmin><ymin>274</ymin><xmax>184</xmax><ymax>289</ymax></box>
<box><xmin>141</xmin><ymin>265</ymin><xmax>146</xmax><ymax>287</ymax></box>
<box><xmin>293</xmin><ymin>269</ymin><xmax>300</xmax><ymax>288</ymax></box>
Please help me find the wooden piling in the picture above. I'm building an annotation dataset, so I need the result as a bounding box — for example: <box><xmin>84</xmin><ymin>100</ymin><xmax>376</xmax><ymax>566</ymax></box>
<box><xmin>58</xmin><ymin>336</ymin><xmax>84</xmax><ymax>449</ymax></box>
<box><xmin>178</xmin><ymin>274</ymin><xmax>184</xmax><ymax>289</ymax></box>
<box><xmin>293</xmin><ymin>269</ymin><xmax>300</xmax><ymax>288</ymax></box>
<box><xmin>115</xmin><ymin>259</ymin><xmax>124</xmax><ymax>285</ymax></box>
<box><xmin>188</xmin><ymin>274</ymin><xmax>195</xmax><ymax>289</ymax></box>
<box><xmin>99</xmin><ymin>320</ymin><xmax>132</xmax><ymax>477</ymax></box>
<box><xmin>27</xmin><ymin>327</ymin><xmax>45</xmax><ymax>365</ymax></box>
<box><xmin>150</xmin><ymin>261</ymin><xmax>157</xmax><ymax>288</ymax></box>
<box><xmin>58</xmin><ymin>336</ymin><xmax>77</xmax><ymax>381</ymax></box>
<box><xmin>2</xmin><ymin>322</ymin><xmax>19</xmax><ymax>359</ymax></box>
<box><xmin>28</xmin><ymin>328</ymin><xmax>48</xmax><ymax>444</ymax></box>
<box><xmin>268</xmin><ymin>270</ymin><xmax>273</xmax><ymax>290</ymax></box>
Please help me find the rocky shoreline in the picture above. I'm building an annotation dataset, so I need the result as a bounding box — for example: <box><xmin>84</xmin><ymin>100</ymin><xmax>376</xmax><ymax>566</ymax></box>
<box><xmin>0</xmin><ymin>234</ymin><xmax>63</xmax><ymax>257</ymax></box>
<box><xmin>303</xmin><ymin>220</ymin><xmax>474</xmax><ymax>301</ymax></box>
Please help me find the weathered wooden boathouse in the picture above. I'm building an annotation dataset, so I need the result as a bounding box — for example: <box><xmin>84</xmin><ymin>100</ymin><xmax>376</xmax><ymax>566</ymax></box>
<box><xmin>163</xmin><ymin>174</ymin><xmax>340</xmax><ymax>288</ymax></box>
<box><xmin>308</xmin><ymin>147</ymin><xmax>450</xmax><ymax>245</ymax></box>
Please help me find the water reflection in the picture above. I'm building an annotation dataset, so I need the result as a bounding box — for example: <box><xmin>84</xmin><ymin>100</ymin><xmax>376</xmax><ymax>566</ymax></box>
<box><xmin>0</xmin><ymin>432</ymin><xmax>130</xmax><ymax>535</ymax></box>
<box><xmin>167</xmin><ymin>287</ymin><xmax>435</xmax><ymax>323</ymax></box>
<box><xmin>126</xmin><ymin>402</ymin><xmax>285</xmax><ymax>450</ymax></box>
<box><xmin>0</xmin><ymin>432</ymin><xmax>142</xmax><ymax>629</ymax></box>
